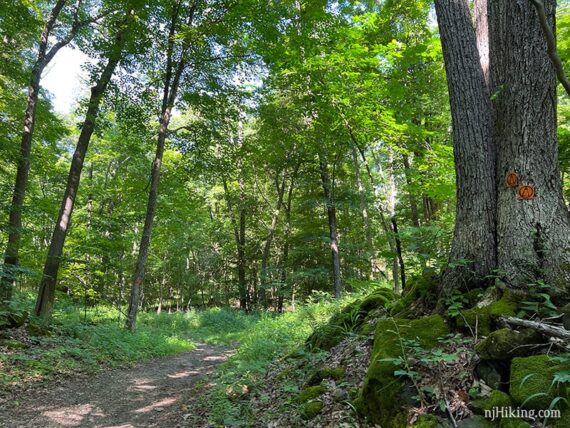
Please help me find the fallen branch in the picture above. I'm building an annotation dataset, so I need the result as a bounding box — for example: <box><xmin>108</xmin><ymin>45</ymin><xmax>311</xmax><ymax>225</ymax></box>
<box><xmin>529</xmin><ymin>0</ymin><xmax>570</xmax><ymax>97</ymax></box>
<box><xmin>499</xmin><ymin>316</ymin><xmax>570</xmax><ymax>341</ymax></box>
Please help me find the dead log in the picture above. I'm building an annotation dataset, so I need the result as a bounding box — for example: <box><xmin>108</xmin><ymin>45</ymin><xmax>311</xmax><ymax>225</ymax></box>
<box><xmin>498</xmin><ymin>316</ymin><xmax>570</xmax><ymax>341</ymax></box>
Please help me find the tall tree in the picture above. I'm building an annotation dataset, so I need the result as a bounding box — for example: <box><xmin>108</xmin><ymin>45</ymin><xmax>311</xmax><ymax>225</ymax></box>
<box><xmin>319</xmin><ymin>153</ymin><xmax>342</xmax><ymax>298</ymax></box>
<box><xmin>35</xmin><ymin>7</ymin><xmax>136</xmax><ymax>320</ymax></box>
<box><xmin>434</xmin><ymin>0</ymin><xmax>496</xmax><ymax>292</ymax></box>
<box><xmin>1</xmin><ymin>0</ymin><xmax>105</xmax><ymax>304</ymax></box>
<box><xmin>435</xmin><ymin>0</ymin><xmax>570</xmax><ymax>296</ymax></box>
<box><xmin>491</xmin><ymin>0</ymin><xmax>570</xmax><ymax>290</ymax></box>
<box><xmin>126</xmin><ymin>0</ymin><xmax>195</xmax><ymax>330</ymax></box>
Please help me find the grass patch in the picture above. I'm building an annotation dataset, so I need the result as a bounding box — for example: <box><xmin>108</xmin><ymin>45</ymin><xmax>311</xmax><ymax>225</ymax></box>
<box><xmin>196</xmin><ymin>293</ymin><xmax>360</xmax><ymax>426</ymax></box>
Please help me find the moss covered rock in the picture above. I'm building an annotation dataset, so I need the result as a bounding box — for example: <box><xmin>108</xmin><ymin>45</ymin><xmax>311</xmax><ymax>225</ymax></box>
<box><xmin>357</xmin><ymin>314</ymin><xmax>449</xmax><ymax>427</ymax></box>
<box><xmin>307</xmin><ymin>290</ymin><xmax>398</xmax><ymax>350</ymax></box>
<box><xmin>472</xmin><ymin>390</ymin><xmax>512</xmax><ymax>414</ymax></box>
<box><xmin>308</xmin><ymin>367</ymin><xmax>345</xmax><ymax>386</ymax></box>
<box><xmin>298</xmin><ymin>385</ymin><xmax>327</xmax><ymax>403</ymax></box>
<box><xmin>301</xmin><ymin>401</ymin><xmax>323</xmax><ymax>420</ymax></box>
<box><xmin>510</xmin><ymin>355</ymin><xmax>570</xmax><ymax>409</ymax></box>
<box><xmin>360</xmin><ymin>288</ymin><xmax>399</xmax><ymax>313</ymax></box>
<box><xmin>475</xmin><ymin>329</ymin><xmax>541</xmax><ymax>360</ymax></box>
<box><xmin>412</xmin><ymin>414</ymin><xmax>444</xmax><ymax>427</ymax></box>
<box><xmin>553</xmin><ymin>410</ymin><xmax>570</xmax><ymax>428</ymax></box>
<box><xmin>27</xmin><ymin>323</ymin><xmax>51</xmax><ymax>337</ymax></box>
<box><xmin>457</xmin><ymin>289</ymin><xmax>519</xmax><ymax>337</ymax></box>
<box><xmin>388</xmin><ymin>273</ymin><xmax>439</xmax><ymax>317</ymax></box>
<box><xmin>456</xmin><ymin>416</ymin><xmax>495</xmax><ymax>428</ymax></box>
<box><xmin>306</xmin><ymin>324</ymin><xmax>345</xmax><ymax>351</ymax></box>
<box><xmin>499</xmin><ymin>419</ymin><xmax>531</xmax><ymax>428</ymax></box>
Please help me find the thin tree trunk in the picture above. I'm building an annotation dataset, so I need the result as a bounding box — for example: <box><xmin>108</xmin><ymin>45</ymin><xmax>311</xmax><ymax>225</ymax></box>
<box><xmin>352</xmin><ymin>146</ymin><xmax>373</xmax><ymax>278</ymax></box>
<box><xmin>386</xmin><ymin>148</ymin><xmax>405</xmax><ymax>292</ymax></box>
<box><xmin>126</xmin><ymin>2</ymin><xmax>193</xmax><ymax>330</ymax></box>
<box><xmin>402</xmin><ymin>155</ymin><xmax>421</xmax><ymax>229</ymax></box>
<box><xmin>435</xmin><ymin>0</ymin><xmax>497</xmax><ymax>292</ymax></box>
<box><xmin>279</xmin><ymin>165</ymin><xmax>298</xmax><ymax>313</ymax></box>
<box><xmin>238</xmin><ymin>175</ymin><xmax>248</xmax><ymax>309</ymax></box>
<box><xmin>344</xmin><ymin>124</ymin><xmax>400</xmax><ymax>290</ymax></box>
<box><xmin>34</xmin><ymin>14</ymin><xmax>131</xmax><ymax>321</ymax></box>
<box><xmin>319</xmin><ymin>154</ymin><xmax>341</xmax><ymax>299</ymax></box>
<box><xmin>490</xmin><ymin>0</ymin><xmax>570</xmax><ymax>291</ymax></box>
<box><xmin>391</xmin><ymin>216</ymin><xmax>406</xmax><ymax>290</ymax></box>
<box><xmin>222</xmin><ymin>177</ymin><xmax>248</xmax><ymax>310</ymax></box>
<box><xmin>259</xmin><ymin>172</ymin><xmax>287</xmax><ymax>307</ymax></box>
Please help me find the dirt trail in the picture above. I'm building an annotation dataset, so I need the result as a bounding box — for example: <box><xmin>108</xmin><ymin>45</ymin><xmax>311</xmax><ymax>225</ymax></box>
<box><xmin>0</xmin><ymin>344</ymin><xmax>232</xmax><ymax>428</ymax></box>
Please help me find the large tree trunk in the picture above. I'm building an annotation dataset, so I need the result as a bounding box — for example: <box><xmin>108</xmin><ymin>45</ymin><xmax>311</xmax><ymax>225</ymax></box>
<box><xmin>34</xmin><ymin>19</ymin><xmax>129</xmax><ymax>321</ymax></box>
<box><xmin>1</xmin><ymin>0</ymin><xmax>69</xmax><ymax>304</ymax></box>
<box><xmin>490</xmin><ymin>0</ymin><xmax>570</xmax><ymax>291</ymax></box>
<box><xmin>319</xmin><ymin>154</ymin><xmax>341</xmax><ymax>299</ymax></box>
<box><xmin>435</xmin><ymin>0</ymin><xmax>497</xmax><ymax>292</ymax></box>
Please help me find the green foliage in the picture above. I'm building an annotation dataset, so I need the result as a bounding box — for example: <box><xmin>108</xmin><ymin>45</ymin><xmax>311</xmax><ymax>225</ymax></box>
<box><xmin>517</xmin><ymin>280</ymin><xmax>559</xmax><ymax>318</ymax></box>
<box><xmin>197</xmin><ymin>298</ymin><xmax>343</xmax><ymax>426</ymax></box>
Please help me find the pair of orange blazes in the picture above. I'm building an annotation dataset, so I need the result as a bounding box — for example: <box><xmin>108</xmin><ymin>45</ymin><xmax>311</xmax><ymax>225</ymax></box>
<box><xmin>506</xmin><ymin>172</ymin><xmax>535</xmax><ymax>200</ymax></box>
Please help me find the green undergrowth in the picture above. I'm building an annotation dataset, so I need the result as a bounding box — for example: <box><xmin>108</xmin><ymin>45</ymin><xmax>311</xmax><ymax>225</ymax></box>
<box><xmin>191</xmin><ymin>288</ymin><xmax>385</xmax><ymax>426</ymax></box>
<box><xmin>0</xmin><ymin>293</ymin><xmax>265</xmax><ymax>392</ymax></box>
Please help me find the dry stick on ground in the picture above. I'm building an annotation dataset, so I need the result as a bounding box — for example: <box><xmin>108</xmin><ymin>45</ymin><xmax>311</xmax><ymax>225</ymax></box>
<box><xmin>498</xmin><ymin>316</ymin><xmax>570</xmax><ymax>341</ymax></box>
<box><xmin>529</xmin><ymin>0</ymin><xmax>570</xmax><ymax>96</ymax></box>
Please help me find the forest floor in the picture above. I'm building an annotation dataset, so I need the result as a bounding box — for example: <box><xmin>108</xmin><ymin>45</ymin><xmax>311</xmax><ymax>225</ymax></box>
<box><xmin>0</xmin><ymin>343</ymin><xmax>233</xmax><ymax>427</ymax></box>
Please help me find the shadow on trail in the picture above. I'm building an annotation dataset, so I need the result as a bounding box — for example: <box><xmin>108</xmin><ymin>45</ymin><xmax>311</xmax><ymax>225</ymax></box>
<box><xmin>0</xmin><ymin>343</ymin><xmax>232</xmax><ymax>428</ymax></box>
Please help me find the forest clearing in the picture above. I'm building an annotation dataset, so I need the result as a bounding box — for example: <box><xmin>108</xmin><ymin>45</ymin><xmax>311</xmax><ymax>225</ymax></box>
<box><xmin>3</xmin><ymin>0</ymin><xmax>570</xmax><ymax>427</ymax></box>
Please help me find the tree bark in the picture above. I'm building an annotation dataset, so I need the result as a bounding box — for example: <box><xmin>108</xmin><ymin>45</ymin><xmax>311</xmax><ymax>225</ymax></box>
<box><xmin>435</xmin><ymin>0</ymin><xmax>497</xmax><ymax>292</ymax></box>
<box><xmin>34</xmin><ymin>15</ymin><xmax>130</xmax><ymax>321</ymax></box>
<box><xmin>222</xmin><ymin>177</ymin><xmax>248</xmax><ymax>310</ymax></box>
<box><xmin>237</xmin><ymin>175</ymin><xmax>248</xmax><ymax>309</ymax></box>
<box><xmin>352</xmin><ymin>146</ymin><xmax>374</xmax><ymax>278</ymax></box>
<box><xmin>259</xmin><ymin>172</ymin><xmax>287</xmax><ymax>308</ymax></box>
<box><xmin>499</xmin><ymin>316</ymin><xmax>570</xmax><ymax>341</ymax></box>
<box><xmin>318</xmin><ymin>153</ymin><xmax>341</xmax><ymax>299</ymax></box>
<box><xmin>278</xmin><ymin>164</ymin><xmax>298</xmax><ymax>313</ymax></box>
<box><xmin>490</xmin><ymin>0</ymin><xmax>570</xmax><ymax>290</ymax></box>
<box><xmin>391</xmin><ymin>216</ymin><xmax>406</xmax><ymax>290</ymax></box>
<box><xmin>126</xmin><ymin>2</ymin><xmax>190</xmax><ymax>330</ymax></box>
<box><xmin>1</xmin><ymin>0</ymin><xmax>70</xmax><ymax>304</ymax></box>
